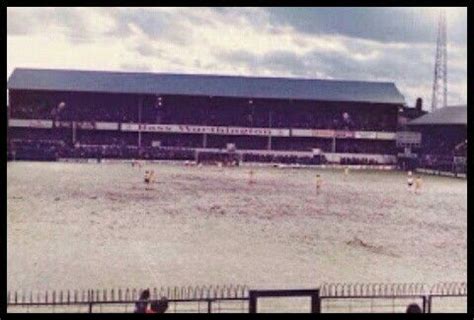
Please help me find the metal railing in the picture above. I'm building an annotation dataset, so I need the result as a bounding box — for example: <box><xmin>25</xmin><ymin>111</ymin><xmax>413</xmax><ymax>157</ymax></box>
<box><xmin>7</xmin><ymin>282</ymin><xmax>466</xmax><ymax>313</ymax></box>
<box><xmin>319</xmin><ymin>282</ymin><xmax>467</xmax><ymax>313</ymax></box>
<box><xmin>7</xmin><ymin>285</ymin><xmax>249</xmax><ymax>313</ymax></box>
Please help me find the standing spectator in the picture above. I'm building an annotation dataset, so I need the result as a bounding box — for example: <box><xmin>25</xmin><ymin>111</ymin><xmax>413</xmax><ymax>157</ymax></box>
<box><xmin>134</xmin><ymin>289</ymin><xmax>150</xmax><ymax>313</ymax></box>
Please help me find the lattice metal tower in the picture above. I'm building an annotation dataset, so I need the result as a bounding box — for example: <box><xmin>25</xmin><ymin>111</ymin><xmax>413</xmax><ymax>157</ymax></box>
<box><xmin>431</xmin><ymin>9</ymin><xmax>448</xmax><ymax>111</ymax></box>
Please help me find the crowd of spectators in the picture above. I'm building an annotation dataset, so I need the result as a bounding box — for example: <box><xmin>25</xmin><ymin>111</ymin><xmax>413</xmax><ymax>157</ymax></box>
<box><xmin>68</xmin><ymin>145</ymin><xmax>196</xmax><ymax>161</ymax></box>
<box><xmin>414</xmin><ymin>128</ymin><xmax>466</xmax><ymax>174</ymax></box>
<box><xmin>340</xmin><ymin>157</ymin><xmax>381</xmax><ymax>165</ymax></box>
<box><xmin>416</xmin><ymin>141</ymin><xmax>467</xmax><ymax>174</ymax></box>
<box><xmin>156</xmin><ymin>106</ymin><xmax>395</xmax><ymax>132</ymax></box>
<box><xmin>8</xmin><ymin>139</ymin><xmax>195</xmax><ymax>162</ymax></box>
<box><xmin>336</xmin><ymin>140</ymin><xmax>396</xmax><ymax>155</ymax></box>
<box><xmin>454</xmin><ymin>140</ymin><xmax>467</xmax><ymax>157</ymax></box>
<box><xmin>8</xmin><ymin>139</ymin><xmax>65</xmax><ymax>161</ymax></box>
<box><xmin>242</xmin><ymin>153</ymin><xmax>324</xmax><ymax>165</ymax></box>
<box><xmin>9</xmin><ymin>92</ymin><xmax>400</xmax><ymax>163</ymax></box>
<box><xmin>272</xmin><ymin>138</ymin><xmax>332</xmax><ymax>152</ymax></box>
<box><xmin>417</xmin><ymin>128</ymin><xmax>465</xmax><ymax>156</ymax></box>
<box><xmin>418</xmin><ymin>154</ymin><xmax>459</xmax><ymax>173</ymax></box>
<box><xmin>206</xmin><ymin>136</ymin><xmax>267</xmax><ymax>150</ymax></box>
<box><xmin>11</xmin><ymin>93</ymin><xmax>398</xmax><ymax>132</ymax></box>
<box><xmin>8</xmin><ymin>132</ymin><xmax>397</xmax><ymax>163</ymax></box>
<box><xmin>8</xmin><ymin>137</ymin><xmax>398</xmax><ymax>168</ymax></box>
<box><xmin>196</xmin><ymin>151</ymin><xmax>240</xmax><ymax>165</ymax></box>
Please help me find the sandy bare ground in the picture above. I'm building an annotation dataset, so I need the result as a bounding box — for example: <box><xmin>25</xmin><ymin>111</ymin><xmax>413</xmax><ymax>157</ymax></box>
<box><xmin>7</xmin><ymin>162</ymin><xmax>466</xmax><ymax>292</ymax></box>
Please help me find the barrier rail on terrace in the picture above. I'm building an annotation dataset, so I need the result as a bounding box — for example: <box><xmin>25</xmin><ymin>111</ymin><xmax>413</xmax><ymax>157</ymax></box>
<box><xmin>7</xmin><ymin>282</ymin><xmax>466</xmax><ymax>313</ymax></box>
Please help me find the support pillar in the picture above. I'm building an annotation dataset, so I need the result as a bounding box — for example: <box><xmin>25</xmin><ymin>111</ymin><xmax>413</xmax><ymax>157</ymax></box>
<box><xmin>267</xmin><ymin>110</ymin><xmax>272</xmax><ymax>150</ymax></box>
<box><xmin>138</xmin><ymin>97</ymin><xmax>143</xmax><ymax>155</ymax></box>
<box><xmin>72</xmin><ymin>122</ymin><xmax>77</xmax><ymax>145</ymax></box>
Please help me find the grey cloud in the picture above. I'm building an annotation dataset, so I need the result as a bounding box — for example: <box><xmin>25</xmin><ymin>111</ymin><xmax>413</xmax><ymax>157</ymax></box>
<box><xmin>193</xmin><ymin>59</ymin><xmax>202</xmax><ymax>68</ymax></box>
<box><xmin>265</xmin><ymin>8</ymin><xmax>467</xmax><ymax>45</ymax></box>
<box><xmin>8</xmin><ymin>7</ymin><xmax>465</xmax><ymax>107</ymax></box>
<box><xmin>7</xmin><ymin>8</ymin><xmax>94</xmax><ymax>43</ymax></box>
<box><xmin>305</xmin><ymin>45</ymin><xmax>466</xmax><ymax>106</ymax></box>
<box><xmin>8</xmin><ymin>8</ymin><xmax>193</xmax><ymax>46</ymax></box>
<box><xmin>215</xmin><ymin>43</ymin><xmax>466</xmax><ymax>107</ymax></box>
<box><xmin>7</xmin><ymin>9</ymin><xmax>32</xmax><ymax>35</ymax></box>
<box><xmin>262</xmin><ymin>51</ymin><xmax>308</xmax><ymax>74</ymax></box>
<box><xmin>210</xmin><ymin>7</ymin><xmax>268</xmax><ymax>28</ymax></box>
<box><xmin>135</xmin><ymin>43</ymin><xmax>163</xmax><ymax>58</ymax></box>
<box><xmin>120</xmin><ymin>63</ymin><xmax>152</xmax><ymax>72</ymax></box>
<box><xmin>219</xmin><ymin>50</ymin><xmax>258</xmax><ymax>66</ymax></box>
<box><xmin>218</xmin><ymin>49</ymin><xmax>311</xmax><ymax>77</ymax></box>
<box><xmin>107</xmin><ymin>9</ymin><xmax>192</xmax><ymax>46</ymax></box>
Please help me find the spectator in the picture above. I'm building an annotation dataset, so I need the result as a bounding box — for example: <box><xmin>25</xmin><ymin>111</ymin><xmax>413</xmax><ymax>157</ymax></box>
<box><xmin>406</xmin><ymin>303</ymin><xmax>422</xmax><ymax>313</ymax></box>
<box><xmin>147</xmin><ymin>297</ymin><xmax>169</xmax><ymax>313</ymax></box>
<box><xmin>134</xmin><ymin>289</ymin><xmax>150</xmax><ymax>313</ymax></box>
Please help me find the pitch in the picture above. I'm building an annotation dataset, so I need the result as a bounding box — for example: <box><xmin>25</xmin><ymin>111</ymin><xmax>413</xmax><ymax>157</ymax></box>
<box><xmin>7</xmin><ymin>161</ymin><xmax>466</xmax><ymax>291</ymax></box>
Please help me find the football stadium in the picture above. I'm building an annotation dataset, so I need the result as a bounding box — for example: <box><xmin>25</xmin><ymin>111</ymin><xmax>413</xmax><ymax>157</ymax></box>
<box><xmin>7</xmin><ymin>68</ymin><xmax>404</xmax><ymax>165</ymax></box>
<box><xmin>6</xmin><ymin>68</ymin><xmax>467</xmax><ymax>313</ymax></box>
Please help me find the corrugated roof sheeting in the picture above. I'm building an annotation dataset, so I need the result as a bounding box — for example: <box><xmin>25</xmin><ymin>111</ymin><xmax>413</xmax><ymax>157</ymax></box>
<box><xmin>7</xmin><ymin>68</ymin><xmax>405</xmax><ymax>105</ymax></box>
<box><xmin>408</xmin><ymin>105</ymin><xmax>467</xmax><ymax>126</ymax></box>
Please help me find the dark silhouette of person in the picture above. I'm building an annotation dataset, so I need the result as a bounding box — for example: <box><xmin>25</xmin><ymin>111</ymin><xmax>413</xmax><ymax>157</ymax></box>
<box><xmin>147</xmin><ymin>297</ymin><xmax>169</xmax><ymax>313</ymax></box>
<box><xmin>134</xmin><ymin>289</ymin><xmax>150</xmax><ymax>313</ymax></box>
<box><xmin>406</xmin><ymin>303</ymin><xmax>422</xmax><ymax>313</ymax></box>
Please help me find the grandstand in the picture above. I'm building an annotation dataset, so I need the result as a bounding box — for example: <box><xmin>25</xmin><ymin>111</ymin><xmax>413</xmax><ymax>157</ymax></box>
<box><xmin>407</xmin><ymin>105</ymin><xmax>467</xmax><ymax>175</ymax></box>
<box><xmin>7</xmin><ymin>68</ymin><xmax>405</xmax><ymax>165</ymax></box>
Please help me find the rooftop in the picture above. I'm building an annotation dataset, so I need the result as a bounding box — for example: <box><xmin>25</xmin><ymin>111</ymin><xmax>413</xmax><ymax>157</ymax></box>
<box><xmin>408</xmin><ymin>105</ymin><xmax>467</xmax><ymax>126</ymax></box>
<box><xmin>7</xmin><ymin>68</ymin><xmax>405</xmax><ymax>105</ymax></box>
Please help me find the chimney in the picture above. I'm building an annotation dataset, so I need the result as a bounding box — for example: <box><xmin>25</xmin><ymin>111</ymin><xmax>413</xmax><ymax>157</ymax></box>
<box><xmin>415</xmin><ymin>98</ymin><xmax>423</xmax><ymax>112</ymax></box>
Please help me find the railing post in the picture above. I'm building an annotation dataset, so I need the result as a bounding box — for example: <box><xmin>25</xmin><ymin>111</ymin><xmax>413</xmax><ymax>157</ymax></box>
<box><xmin>311</xmin><ymin>290</ymin><xmax>321</xmax><ymax>313</ymax></box>
<box><xmin>248</xmin><ymin>291</ymin><xmax>257</xmax><ymax>313</ymax></box>
<box><xmin>89</xmin><ymin>302</ymin><xmax>93</xmax><ymax>313</ymax></box>
<box><xmin>207</xmin><ymin>299</ymin><xmax>212</xmax><ymax>313</ymax></box>
<box><xmin>427</xmin><ymin>295</ymin><xmax>432</xmax><ymax>313</ymax></box>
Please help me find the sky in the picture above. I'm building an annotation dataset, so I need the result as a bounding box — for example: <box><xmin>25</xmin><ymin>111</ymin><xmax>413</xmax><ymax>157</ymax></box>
<box><xmin>7</xmin><ymin>7</ymin><xmax>467</xmax><ymax>110</ymax></box>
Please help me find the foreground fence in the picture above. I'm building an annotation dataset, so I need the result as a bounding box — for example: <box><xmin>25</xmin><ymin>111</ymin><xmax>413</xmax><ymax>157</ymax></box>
<box><xmin>7</xmin><ymin>282</ymin><xmax>466</xmax><ymax>313</ymax></box>
<box><xmin>319</xmin><ymin>282</ymin><xmax>466</xmax><ymax>313</ymax></box>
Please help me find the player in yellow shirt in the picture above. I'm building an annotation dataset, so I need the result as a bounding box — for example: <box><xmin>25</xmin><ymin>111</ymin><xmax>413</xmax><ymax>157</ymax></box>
<box><xmin>316</xmin><ymin>174</ymin><xmax>322</xmax><ymax>194</ymax></box>
<box><xmin>414</xmin><ymin>175</ymin><xmax>423</xmax><ymax>194</ymax></box>
<box><xmin>144</xmin><ymin>169</ymin><xmax>155</xmax><ymax>185</ymax></box>
<box><xmin>248</xmin><ymin>168</ymin><xmax>255</xmax><ymax>185</ymax></box>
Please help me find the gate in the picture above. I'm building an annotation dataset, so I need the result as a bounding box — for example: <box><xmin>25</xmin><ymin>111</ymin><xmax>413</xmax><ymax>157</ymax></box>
<box><xmin>248</xmin><ymin>289</ymin><xmax>320</xmax><ymax>313</ymax></box>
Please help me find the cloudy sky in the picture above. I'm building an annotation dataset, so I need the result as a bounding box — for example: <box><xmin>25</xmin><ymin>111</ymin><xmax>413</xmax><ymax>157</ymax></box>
<box><xmin>7</xmin><ymin>7</ymin><xmax>467</xmax><ymax>109</ymax></box>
